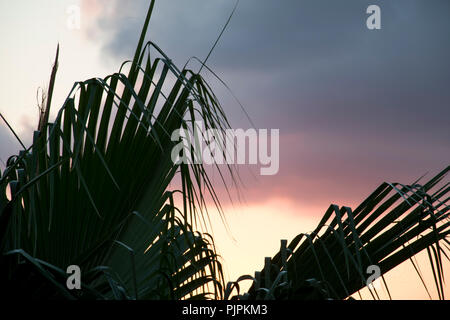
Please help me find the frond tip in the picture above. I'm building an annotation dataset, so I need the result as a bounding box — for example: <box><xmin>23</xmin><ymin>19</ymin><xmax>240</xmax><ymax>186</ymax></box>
<box><xmin>243</xmin><ymin>167</ymin><xmax>450</xmax><ymax>300</ymax></box>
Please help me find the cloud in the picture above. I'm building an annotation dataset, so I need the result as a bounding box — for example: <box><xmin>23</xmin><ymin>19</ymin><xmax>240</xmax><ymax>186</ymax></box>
<box><xmin>83</xmin><ymin>0</ymin><xmax>450</xmax><ymax>130</ymax></box>
<box><xmin>82</xmin><ymin>0</ymin><xmax>450</xmax><ymax>214</ymax></box>
<box><xmin>0</xmin><ymin>124</ymin><xmax>21</xmax><ymax>169</ymax></box>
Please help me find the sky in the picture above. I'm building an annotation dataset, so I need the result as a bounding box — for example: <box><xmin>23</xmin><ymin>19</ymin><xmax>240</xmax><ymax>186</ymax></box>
<box><xmin>0</xmin><ymin>0</ymin><xmax>449</xmax><ymax>299</ymax></box>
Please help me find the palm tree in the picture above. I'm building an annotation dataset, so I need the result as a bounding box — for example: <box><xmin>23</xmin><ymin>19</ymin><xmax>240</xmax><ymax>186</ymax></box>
<box><xmin>1</xmin><ymin>1</ymin><xmax>227</xmax><ymax>300</ymax></box>
<box><xmin>1</xmin><ymin>1</ymin><xmax>448</xmax><ymax>300</ymax></box>
<box><xmin>230</xmin><ymin>168</ymin><xmax>449</xmax><ymax>300</ymax></box>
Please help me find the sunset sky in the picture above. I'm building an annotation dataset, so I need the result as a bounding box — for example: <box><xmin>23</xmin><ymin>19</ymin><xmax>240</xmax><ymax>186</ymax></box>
<box><xmin>0</xmin><ymin>0</ymin><xmax>449</xmax><ymax>299</ymax></box>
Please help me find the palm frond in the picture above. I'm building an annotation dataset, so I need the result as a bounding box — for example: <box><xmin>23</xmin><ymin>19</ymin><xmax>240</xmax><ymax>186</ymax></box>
<box><xmin>243</xmin><ymin>167</ymin><xmax>450</xmax><ymax>300</ymax></box>
<box><xmin>0</xmin><ymin>0</ymin><xmax>230</xmax><ymax>300</ymax></box>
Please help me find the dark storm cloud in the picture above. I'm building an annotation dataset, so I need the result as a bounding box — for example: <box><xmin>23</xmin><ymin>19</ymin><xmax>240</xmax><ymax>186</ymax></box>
<box><xmin>89</xmin><ymin>0</ymin><xmax>450</xmax><ymax>135</ymax></box>
<box><xmin>86</xmin><ymin>0</ymin><xmax>450</xmax><ymax>209</ymax></box>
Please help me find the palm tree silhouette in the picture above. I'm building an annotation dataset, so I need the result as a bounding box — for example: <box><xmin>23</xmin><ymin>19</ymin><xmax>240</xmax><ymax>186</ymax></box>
<box><xmin>1</xmin><ymin>1</ymin><xmax>448</xmax><ymax>300</ymax></box>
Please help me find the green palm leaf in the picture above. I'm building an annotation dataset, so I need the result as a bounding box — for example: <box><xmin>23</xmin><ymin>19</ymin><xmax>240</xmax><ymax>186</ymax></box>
<box><xmin>1</xmin><ymin>0</ymin><xmax>228</xmax><ymax>300</ymax></box>
<box><xmin>243</xmin><ymin>167</ymin><xmax>450</xmax><ymax>300</ymax></box>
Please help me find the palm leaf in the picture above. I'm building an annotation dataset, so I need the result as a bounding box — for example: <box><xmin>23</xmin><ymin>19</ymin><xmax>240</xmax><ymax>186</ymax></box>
<box><xmin>1</xmin><ymin>0</ymin><xmax>229</xmax><ymax>300</ymax></box>
<box><xmin>244</xmin><ymin>167</ymin><xmax>450</xmax><ymax>300</ymax></box>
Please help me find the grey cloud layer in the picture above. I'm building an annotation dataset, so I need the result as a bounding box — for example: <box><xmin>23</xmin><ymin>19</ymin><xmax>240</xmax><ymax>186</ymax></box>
<box><xmin>86</xmin><ymin>0</ymin><xmax>450</xmax><ymax>208</ymax></box>
<box><xmin>89</xmin><ymin>0</ymin><xmax>450</xmax><ymax>135</ymax></box>
<box><xmin>0</xmin><ymin>125</ymin><xmax>20</xmax><ymax>168</ymax></box>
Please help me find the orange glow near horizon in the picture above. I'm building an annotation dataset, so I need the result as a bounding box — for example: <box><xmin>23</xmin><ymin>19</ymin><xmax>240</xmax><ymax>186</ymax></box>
<box><xmin>209</xmin><ymin>197</ymin><xmax>450</xmax><ymax>300</ymax></box>
<box><xmin>1</xmin><ymin>1</ymin><xmax>448</xmax><ymax>301</ymax></box>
